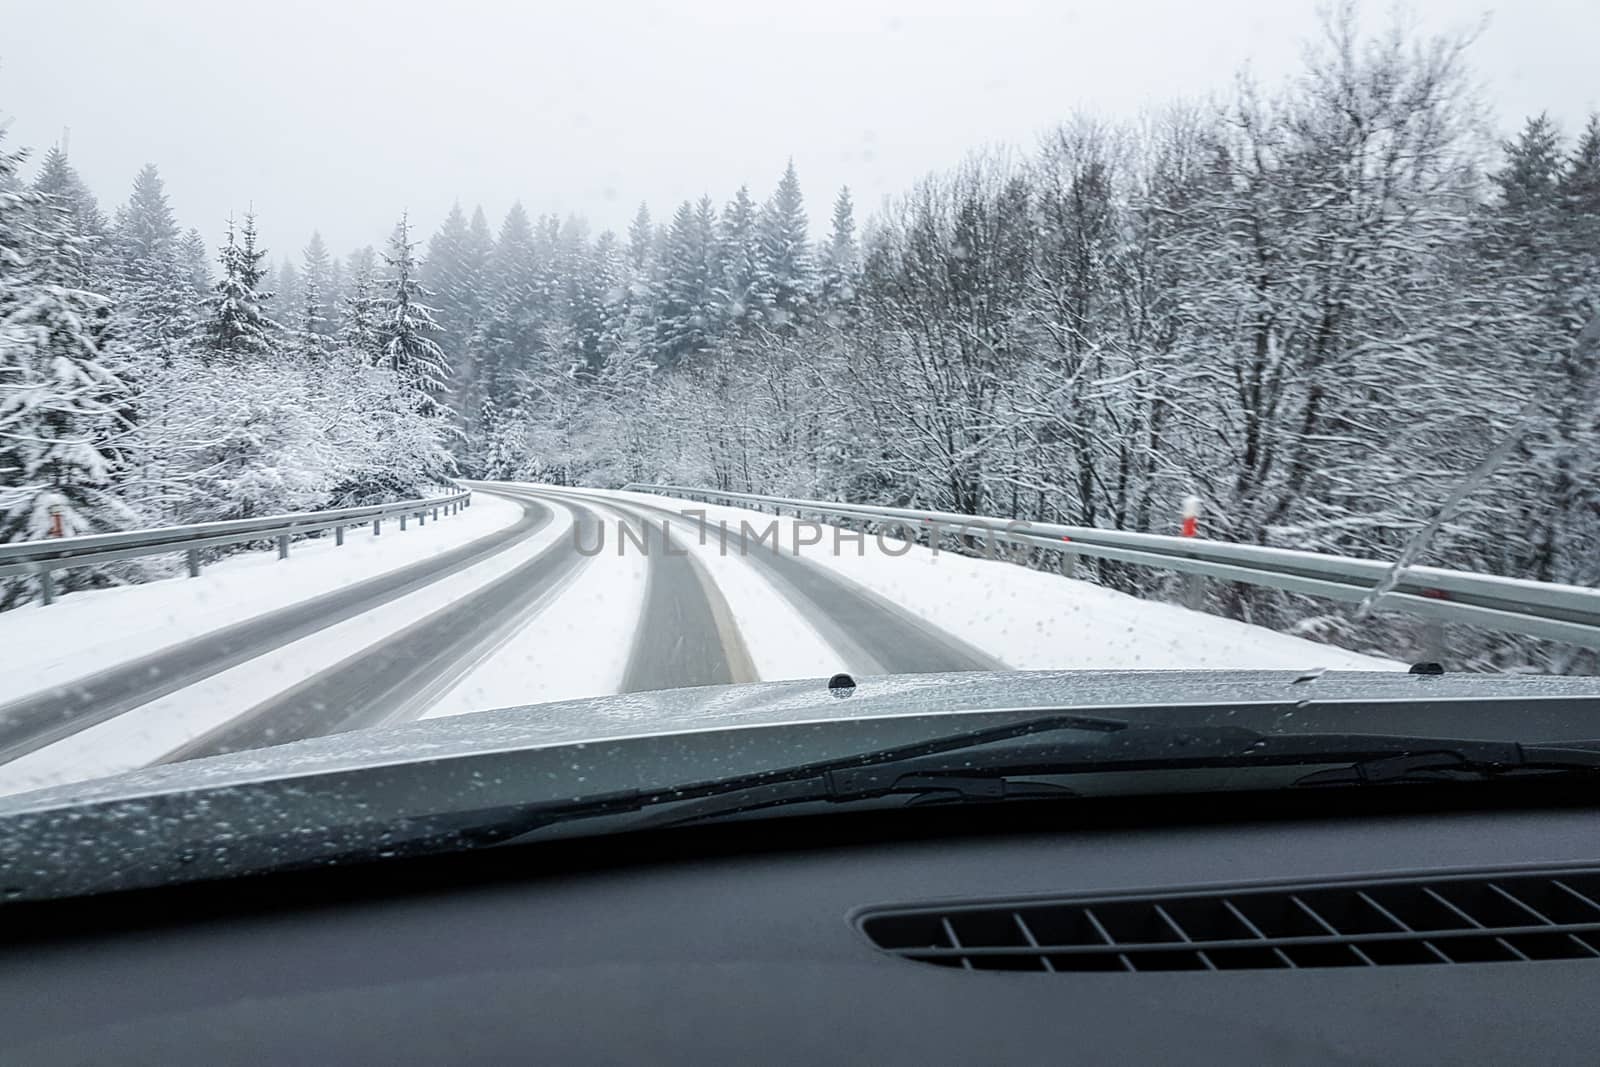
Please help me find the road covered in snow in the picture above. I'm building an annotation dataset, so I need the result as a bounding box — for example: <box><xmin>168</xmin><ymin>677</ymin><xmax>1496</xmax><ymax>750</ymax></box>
<box><xmin>0</xmin><ymin>483</ymin><xmax>1395</xmax><ymax>796</ymax></box>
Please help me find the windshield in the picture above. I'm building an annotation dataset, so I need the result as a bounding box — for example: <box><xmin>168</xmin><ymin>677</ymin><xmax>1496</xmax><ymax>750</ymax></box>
<box><xmin>1</xmin><ymin>2</ymin><xmax>1598</xmax><ymax>873</ymax></box>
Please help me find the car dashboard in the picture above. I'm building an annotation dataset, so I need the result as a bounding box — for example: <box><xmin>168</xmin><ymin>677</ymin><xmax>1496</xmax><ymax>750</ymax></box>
<box><xmin>4</xmin><ymin>787</ymin><xmax>1600</xmax><ymax>1064</ymax></box>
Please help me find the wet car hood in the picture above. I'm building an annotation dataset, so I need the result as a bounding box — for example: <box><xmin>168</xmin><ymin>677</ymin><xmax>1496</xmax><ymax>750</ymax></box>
<box><xmin>5</xmin><ymin>669</ymin><xmax>1600</xmax><ymax>902</ymax></box>
<box><xmin>4</xmin><ymin>668</ymin><xmax>1597</xmax><ymax>815</ymax></box>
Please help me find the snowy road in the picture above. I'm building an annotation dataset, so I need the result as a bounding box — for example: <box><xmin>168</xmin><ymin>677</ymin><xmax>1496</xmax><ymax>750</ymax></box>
<box><xmin>0</xmin><ymin>482</ymin><xmax>1396</xmax><ymax>796</ymax></box>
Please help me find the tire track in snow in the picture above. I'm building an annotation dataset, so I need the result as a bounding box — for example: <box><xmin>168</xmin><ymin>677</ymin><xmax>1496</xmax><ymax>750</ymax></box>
<box><xmin>0</xmin><ymin>495</ymin><xmax>554</xmax><ymax>766</ymax></box>
<box><xmin>160</xmin><ymin>487</ymin><xmax>602</xmax><ymax>760</ymax></box>
<box><xmin>540</xmin><ymin>487</ymin><xmax>1005</xmax><ymax>679</ymax></box>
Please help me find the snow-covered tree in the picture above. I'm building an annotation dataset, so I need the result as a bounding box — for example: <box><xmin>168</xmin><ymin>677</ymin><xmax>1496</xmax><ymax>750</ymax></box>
<box><xmin>717</xmin><ymin>185</ymin><xmax>760</xmax><ymax>335</ymax></box>
<box><xmin>656</xmin><ymin>196</ymin><xmax>721</xmax><ymax>364</ymax></box>
<box><xmin>422</xmin><ymin>202</ymin><xmax>472</xmax><ymax>338</ymax></box>
<box><xmin>1560</xmin><ymin>115</ymin><xmax>1600</xmax><ymax>214</ymax></box>
<box><xmin>300</xmin><ymin>231</ymin><xmax>335</xmax><ymax>338</ymax></box>
<box><xmin>274</xmin><ymin>257</ymin><xmax>302</xmax><ymax>329</ymax></box>
<box><xmin>108</xmin><ymin>165</ymin><xmax>193</xmax><ymax>365</ymax></box>
<box><xmin>1494</xmin><ymin>113</ymin><xmax>1565</xmax><ymax>214</ymax></box>
<box><xmin>378</xmin><ymin>212</ymin><xmax>450</xmax><ymax>414</ymax></box>
<box><xmin>337</xmin><ymin>246</ymin><xmax>382</xmax><ymax>364</ymax></box>
<box><xmin>752</xmin><ymin>159</ymin><xmax>814</xmax><ymax>330</ymax></box>
<box><xmin>30</xmin><ymin>147</ymin><xmax>105</xmax><ymax>288</ymax></box>
<box><xmin>1</xmin><ymin>133</ymin><xmax>135</xmax><ymax>600</ymax></box>
<box><xmin>203</xmin><ymin>212</ymin><xmax>275</xmax><ymax>361</ymax></box>
<box><xmin>179</xmin><ymin>227</ymin><xmax>211</xmax><ymax>298</ymax></box>
<box><xmin>819</xmin><ymin>185</ymin><xmax>859</xmax><ymax>318</ymax></box>
<box><xmin>114</xmin><ymin>165</ymin><xmax>179</xmax><ymax>265</ymax></box>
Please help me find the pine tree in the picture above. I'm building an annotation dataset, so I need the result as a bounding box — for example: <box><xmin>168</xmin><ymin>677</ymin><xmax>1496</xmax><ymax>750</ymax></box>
<box><xmin>378</xmin><ymin>212</ymin><xmax>450</xmax><ymax>414</ymax></box>
<box><xmin>114</xmin><ymin>165</ymin><xmax>180</xmax><ymax>264</ymax></box>
<box><xmin>0</xmin><ymin>131</ymin><xmax>134</xmax><ymax>574</ymax></box>
<box><xmin>718</xmin><ymin>185</ymin><xmax>760</xmax><ymax>334</ymax></box>
<box><xmin>460</xmin><ymin>206</ymin><xmax>495</xmax><ymax>356</ymax></box>
<box><xmin>620</xmin><ymin>202</ymin><xmax>660</xmax><ymax>363</ymax></box>
<box><xmin>1494</xmin><ymin>114</ymin><xmax>1565</xmax><ymax>214</ymax></box>
<box><xmin>590</xmin><ymin>229</ymin><xmax>629</xmax><ymax>364</ymax></box>
<box><xmin>204</xmin><ymin>213</ymin><xmax>275</xmax><ymax>361</ymax></box>
<box><xmin>337</xmin><ymin>247</ymin><xmax>382</xmax><ymax>363</ymax></box>
<box><xmin>275</xmin><ymin>257</ymin><xmax>303</xmax><ymax>329</ymax></box>
<box><xmin>240</xmin><ymin>211</ymin><xmax>273</xmax><ymax>308</ymax></box>
<box><xmin>300</xmin><ymin>231</ymin><xmax>335</xmax><ymax>337</ymax></box>
<box><xmin>421</xmin><ymin>202</ymin><xmax>485</xmax><ymax>426</ymax></box>
<box><xmin>31</xmin><ymin>146</ymin><xmax>105</xmax><ymax>288</ymax></box>
<box><xmin>656</xmin><ymin>196</ymin><xmax>722</xmax><ymax>364</ymax></box>
<box><xmin>625</xmin><ymin>202</ymin><xmax>654</xmax><ymax>275</ymax></box>
<box><xmin>109</xmin><ymin>165</ymin><xmax>195</xmax><ymax>369</ymax></box>
<box><xmin>179</xmin><ymin>228</ymin><xmax>211</xmax><ymax>298</ymax></box>
<box><xmin>472</xmin><ymin>203</ymin><xmax>540</xmax><ymax>409</ymax></box>
<box><xmin>1559</xmin><ymin>114</ymin><xmax>1600</xmax><ymax>216</ymax></box>
<box><xmin>422</xmin><ymin>202</ymin><xmax>472</xmax><ymax>337</ymax></box>
<box><xmin>819</xmin><ymin>185</ymin><xmax>860</xmax><ymax>319</ymax></box>
<box><xmin>325</xmin><ymin>254</ymin><xmax>345</xmax><ymax>334</ymax></box>
<box><xmin>0</xmin><ymin>133</ymin><xmax>25</xmax><ymax>282</ymax></box>
<box><xmin>465</xmin><ymin>205</ymin><xmax>495</xmax><ymax>282</ymax></box>
<box><xmin>532</xmin><ymin>212</ymin><xmax>565</xmax><ymax>325</ymax></box>
<box><xmin>443</xmin><ymin>206</ymin><xmax>495</xmax><ymax>455</ymax></box>
<box><xmin>259</xmin><ymin>259</ymin><xmax>278</xmax><ymax>314</ymax></box>
<box><xmin>753</xmin><ymin>159</ymin><xmax>815</xmax><ymax>330</ymax></box>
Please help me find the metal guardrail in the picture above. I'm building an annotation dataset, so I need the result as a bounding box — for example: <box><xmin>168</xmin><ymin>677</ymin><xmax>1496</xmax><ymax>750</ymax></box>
<box><xmin>0</xmin><ymin>488</ymin><xmax>473</xmax><ymax>605</ymax></box>
<box><xmin>622</xmin><ymin>483</ymin><xmax>1600</xmax><ymax>652</ymax></box>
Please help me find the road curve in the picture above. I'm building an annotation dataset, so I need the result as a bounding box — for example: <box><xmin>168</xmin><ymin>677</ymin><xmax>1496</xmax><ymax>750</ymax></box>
<box><xmin>163</xmin><ymin>483</ymin><xmax>763</xmax><ymax>760</ymax></box>
<box><xmin>2</xmin><ymin>481</ymin><xmax>1012</xmax><ymax>780</ymax></box>
<box><xmin>534</xmin><ymin>486</ymin><xmax>1008</xmax><ymax>678</ymax></box>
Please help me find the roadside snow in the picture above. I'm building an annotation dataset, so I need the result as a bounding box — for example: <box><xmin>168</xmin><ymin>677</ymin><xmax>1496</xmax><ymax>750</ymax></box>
<box><xmin>0</xmin><ymin>495</ymin><xmax>574</xmax><ymax>796</ymax></box>
<box><xmin>592</xmin><ymin>488</ymin><xmax>1397</xmax><ymax>673</ymax></box>
<box><xmin>0</xmin><ymin>493</ymin><xmax>523</xmax><ymax>705</ymax></box>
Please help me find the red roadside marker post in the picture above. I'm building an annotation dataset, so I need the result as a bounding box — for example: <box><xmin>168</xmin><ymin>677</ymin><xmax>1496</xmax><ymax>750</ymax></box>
<box><xmin>1180</xmin><ymin>495</ymin><xmax>1203</xmax><ymax>610</ymax></box>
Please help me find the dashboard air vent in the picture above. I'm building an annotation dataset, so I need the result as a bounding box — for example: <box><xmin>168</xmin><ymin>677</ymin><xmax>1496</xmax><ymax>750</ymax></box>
<box><xmin>859</xmin><ymin>869</ymin><xmax>1600</xmax><ymax>972</ymax></box>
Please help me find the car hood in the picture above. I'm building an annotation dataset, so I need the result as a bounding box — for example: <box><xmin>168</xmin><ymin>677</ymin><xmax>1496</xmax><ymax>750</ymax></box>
<box><xmin>4</xmin><ymin>668</ymin><xmax>1598</xmax><ymax>814</ymax></box>
<box><xmin>4</xmin><ymin>668</ymin><xmax>1600</xmax><ymax>902</ymax></box>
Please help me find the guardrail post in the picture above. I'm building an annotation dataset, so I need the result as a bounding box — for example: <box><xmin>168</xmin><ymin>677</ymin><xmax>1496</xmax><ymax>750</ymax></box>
<box><xmin>433</xmin><ymin>506</ymin><xmax>439</xmax><ymax>521</ymax></box>
<box><xmin>1060</xmin><ymin>546</ymin><xmax>1077</xmax><ymax>578</ymax></box>
<box><xmin>374</xmin><ymin>518</ymin><xmax>382</xmax><ymax>535</ymax></box>
<box><xmin>418</xmin><ymin>509</ymin><xmax>426</xmax><ymax>527</ymax></box>
<box><xmin>39</xmin><ymin>568</ymin><xmax>54</xmax><ymax>606</ymax></box>
<box><xmin>277</xmin><ymin>533</ymin><xmax>290</xmax><ymax>560</ymax></box>
<box><xmin>335</xmin><ymin>525</ymin><xmax>344</xmax><ymax>547</ymax></box>
<box><xmin>400</xmin><ymin>514</ymin><xmax>407</xmax><ymax>531</ymax></box>
<box><xmin>186</xmin><ymin>548</ymin><xmax>201</xmax><ymax>578</ymax></box>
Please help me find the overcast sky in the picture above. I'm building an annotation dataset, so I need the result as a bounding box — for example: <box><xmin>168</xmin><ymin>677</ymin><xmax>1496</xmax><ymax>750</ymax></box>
<box><xmin>3</xmin><ymin>1</ymin><xmax>1596</xmax><ymax>263</ymax></box>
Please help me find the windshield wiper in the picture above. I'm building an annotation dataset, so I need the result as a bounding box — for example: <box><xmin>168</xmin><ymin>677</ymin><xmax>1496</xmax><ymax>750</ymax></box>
<box><xmin>617</xmin><ymin>734</ymin><xmax>1600</xmax><ymax>834</ymax></box>
<box><xmin>417</xmin><ymin>717</ymin><xmax>1600</xmax><ymax>850</ymax></box>
<box><xmin>438</xmin><ymin>712</ymin><xmax>1133</xmax><ymax>846</ymax></box>
<box><xmin>1293</xmin><ymin>743</ymin><xmax>1600</xmax><ymax>786</ymax></box>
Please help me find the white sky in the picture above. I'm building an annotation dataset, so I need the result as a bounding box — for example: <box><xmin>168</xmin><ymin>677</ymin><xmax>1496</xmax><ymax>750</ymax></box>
<box><xmin>3</xmin><ymin>0</ymin><xmax>1596</xmax><ymax>263</ymax></box>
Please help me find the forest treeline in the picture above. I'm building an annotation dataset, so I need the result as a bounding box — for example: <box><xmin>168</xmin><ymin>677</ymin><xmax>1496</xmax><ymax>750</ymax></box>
<box><xmin>4</xmin><ymin>8</ymin><xmax>1599</xmax><ymax>667</ymax></box>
